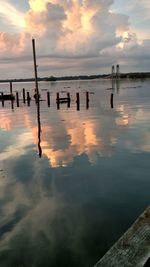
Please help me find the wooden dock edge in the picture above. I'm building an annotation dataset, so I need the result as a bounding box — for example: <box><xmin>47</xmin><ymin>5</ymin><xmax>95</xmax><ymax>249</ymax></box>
<box><xmin>94</xmin><ymin>206</ymin><xmax>150</xmax><ymax>267</ymax></box>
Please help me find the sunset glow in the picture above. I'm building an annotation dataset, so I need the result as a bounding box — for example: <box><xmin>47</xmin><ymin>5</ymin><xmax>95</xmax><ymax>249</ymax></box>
<box><xmin>0</xmin><ymin>1</ymin><xmax>26</xmax><ymax>29</ymax></box>
<box><xmin>0</xmin><ymin>0</ymin><xmax>149</xmax><ymax>78</ymax></box>
<box><xmin>29</xmin><ymin>0</ymin><xmax>47</xmax><ymax>12</ymax></box>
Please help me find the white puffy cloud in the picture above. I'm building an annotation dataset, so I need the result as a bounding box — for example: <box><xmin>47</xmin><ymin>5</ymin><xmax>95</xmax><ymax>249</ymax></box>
<box><xmin>0</xmin><ymin>0</ymin><xmax>150</xmax><ymax>78</ymax></box>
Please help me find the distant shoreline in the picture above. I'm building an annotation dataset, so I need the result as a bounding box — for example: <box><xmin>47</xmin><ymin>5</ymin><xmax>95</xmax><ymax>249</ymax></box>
<box><xmin>0</xmin><ymin>72</ymin><xmax>150</xmax><ymax>83</ymax></box>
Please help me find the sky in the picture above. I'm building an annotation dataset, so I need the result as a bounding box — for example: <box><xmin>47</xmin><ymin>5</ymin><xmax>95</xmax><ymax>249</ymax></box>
<box><xmin>0</xmin><ymin>0</ymin><xmax>150</xmax><ymax>79</ymax></box>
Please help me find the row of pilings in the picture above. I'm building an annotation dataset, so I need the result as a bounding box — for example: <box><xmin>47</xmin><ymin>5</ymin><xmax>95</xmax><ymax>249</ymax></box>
<box><xmin>1</xmin><ymin>88</ymin><xmax>115</xmax><ymax>110</ymax></box>
<box><xmin>0</xmin><ymin>88</ymin><xmax>91</xmax><ymax>110</ymax></box>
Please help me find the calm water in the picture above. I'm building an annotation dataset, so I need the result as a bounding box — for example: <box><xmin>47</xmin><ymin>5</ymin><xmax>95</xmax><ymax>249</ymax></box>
<box><xmin>0</xmin><ymin>79</ymin><xmax>150</xmax><ymax>267</ymax></box>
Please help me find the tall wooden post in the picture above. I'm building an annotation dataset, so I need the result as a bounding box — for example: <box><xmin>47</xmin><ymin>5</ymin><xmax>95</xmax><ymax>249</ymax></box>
<box><xmin>32</xmin><ymin>39</ymin><xmax>39</xmax><ymax>98</ymax></box>
<box><xmin>32</xmin><ymin>39</ymin><xmax>42</xmax><ymax>157</ymax></box>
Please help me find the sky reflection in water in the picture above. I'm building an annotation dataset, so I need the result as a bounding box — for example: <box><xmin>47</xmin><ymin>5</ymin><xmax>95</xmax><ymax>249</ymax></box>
<box><xmin>0</xmin><ymin>79</ymin><xmax>150</xmax><ymax>267</ymax></box>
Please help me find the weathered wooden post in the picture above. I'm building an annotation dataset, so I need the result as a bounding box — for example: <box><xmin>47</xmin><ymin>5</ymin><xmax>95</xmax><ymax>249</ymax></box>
<box><xmin>56</xmin><ymin>92</ymin><xmax>60</xmax><ymax>109</ymax></box>
<box><xmin>56</xmin><ymin>93</ymin><xmax>59</xmax><ymax>109</ymax></box>
<box><xmin>27</xmin><ymin>92</ymin><xmax>30</xmax><ymax>106</ymax></box>
<box><xmin>56</xmin><ymin>92</ymin><xmax>59</xmax><ymax>102</ymax></box>
<box><xmin>16</xmin><ymin>92</ymin><xmax>19</xmax><ymax>107</ymax></box>
<box><xmin>47</xmin><ymin>92</ymin><xmax>50</xmax><ymax>107</ymax></box>
<box><xmin>67</xmin><ymin>92</ymin><xmax>71</xmax><ymax>108</ymax></box>
<box><xmin>10</xmin><ymin>81</ymin><xmax>12</xmax><ymax>94</ymax></box>
<box><xmin>23</xmin><ymin>88</ymin><xmax>26</xmax><ymax>103</ymax></box>
<box><xmin>1</xmin><ymin>93</ymin><xmax>4</xmax><ymax>107</ymax></box>
<box><xmin>110</xmin><ymin>93</ymin><xmax>114</xmax><ymax>109</ymax></box>
<box><xmin>32</xmin><ymin>39</ymin><xmax>39</xmax><ymax>99</ymax></box>
<box><xmin>76</xmin><ymin>92</ymin><xmax>80</xmax><ymax>111</ymax></box>
<box><xmin>86</xmin><ymin>91</ymin><xmax>89</xmax><ymax>109</ymax></box>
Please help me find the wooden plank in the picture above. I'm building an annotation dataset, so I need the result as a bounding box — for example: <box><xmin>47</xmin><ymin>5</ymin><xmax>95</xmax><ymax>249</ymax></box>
<box><xmin>94</xmin><ymin>206</ymin><xmax>150</xmax><ymax>267</ymax></box>
<box><xmin>0</xmin><ymin>93</ymin><xmax>15</xmax><ymax>101</ymax></box>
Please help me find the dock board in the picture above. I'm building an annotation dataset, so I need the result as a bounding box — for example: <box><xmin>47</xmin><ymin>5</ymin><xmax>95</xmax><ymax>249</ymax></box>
<box><xmin>94</xmin><ymin>206</ymin><xmax>150</xmax><ymax>267</ymax></box>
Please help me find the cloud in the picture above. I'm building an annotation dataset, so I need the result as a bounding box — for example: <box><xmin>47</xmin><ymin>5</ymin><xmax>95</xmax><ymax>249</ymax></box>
<box><xmin>0</xmin><ymin>0</ymin><xmax>26</xmax><ymax>31</ymax></box>
<box><xmin>0</xmin><ymin>0</ymin><xmax>150</xmax><ymax>78</ymax></box>
<box><xmin>0</xmin><ymin>0</ymin><xmax>129</xmax><ymax>57</ymax></box>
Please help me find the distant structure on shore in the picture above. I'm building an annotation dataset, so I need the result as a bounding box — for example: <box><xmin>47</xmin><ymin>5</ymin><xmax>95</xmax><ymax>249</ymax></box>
<box><xmin>111</xmin><ymin>64</ymin><xmax>120</xmax><ymax>79</ymax></box>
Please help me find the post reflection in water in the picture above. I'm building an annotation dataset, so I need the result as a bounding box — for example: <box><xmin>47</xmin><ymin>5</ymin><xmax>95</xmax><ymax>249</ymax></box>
<box><xmin>116</xmin><ymin>79</ymin><xmax>120</xmax><ymax>93</ymax></box>
<box><xmin>37</xmin><ymin>98</ymin><xmax>42</xmax><ymax>158</ymax></box>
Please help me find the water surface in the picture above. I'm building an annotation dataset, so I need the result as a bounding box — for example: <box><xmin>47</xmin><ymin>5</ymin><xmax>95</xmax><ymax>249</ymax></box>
<box><xmin>0</xmin><ymin>79</ymin><xmax>150</xmax><ymax>267</ymax></box>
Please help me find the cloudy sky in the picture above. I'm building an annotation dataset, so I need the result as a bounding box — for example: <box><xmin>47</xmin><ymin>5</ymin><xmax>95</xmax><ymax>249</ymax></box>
<box><xmin>0</xmin><ymin>0</ymin><xmax>150</xmax><ymax>79</ymax></box>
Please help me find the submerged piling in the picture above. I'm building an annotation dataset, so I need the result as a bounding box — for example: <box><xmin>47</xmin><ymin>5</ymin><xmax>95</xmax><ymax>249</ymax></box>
<box><xmin>110</xmin><ymin>93</ymin><xmax>114</xmax><ymax>109</ymax></box>
<box><xmin>86</xmin><ymin>92</ymin><xmax>89</xmax><ymax>109</ymax></box>
<box><xmin>23</xmin><ymin>88</ymin><xmax>26</xmax><ymax>103</ymax></box>
<box><xmin>67</xmin><ymin>92</ymin><xmax>71</xmax><ymax>108</ymax></box>
<box><xmin>16</xmin><ymin>92</ymin><xmax>19</xmax><ymax>107</ymax></box>
<box><xmin>10</xmin><ymin>81</ymin><xmax>12</xmax><ymax>94</ymax></box>
<box><xmin>76</xmin><ymin>92</ymin><xmax>80</xmax><ymax>111</ymax></box>
<box><xmin>56</xmin><ymin>92</ymin><xmax>59</xmax><ymax>102</ymax></box>
<box><xmin>1</xmin><ymin>93</ymin><xmax>4</xmax><ymax>107</ymax></box>
<box><xmin>56</xmin><ymin>93</ymin><xmax>60</xmax><ymax>109</ymax></box>
<box><xmin>47</xmin><ymin>92</ymin><xmax>50</xmax><ymax>107</ymax></box>
<box><xmin>27</xmin><ymin>92</ymin><xmax>30</xmax><ymax>106</ymax></box>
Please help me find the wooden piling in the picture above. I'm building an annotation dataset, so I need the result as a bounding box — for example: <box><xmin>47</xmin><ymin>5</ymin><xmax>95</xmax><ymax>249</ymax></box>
<box><xmin>56</xmin><ymin>92</ymin><xmax>59</xmax><ymax>102</ymax></box>
<box><xmin>110</xmin><ymin>93</ymin><xmax>114</xmax><ymax>109</ymax></box>
<box><xmin>23</xmin><ymin>88</ymin><xmax>26</xmax><ymax>103</ymax></box>
<box><xmin>57</xmin><ymin>101</ymin><xmax>60</xmax><ymax>110</ymax></box>
<box><xmin>32</xmin><ymin>39</ymin><xmax>39</xmax><ymax>98</ymax></box>
<box><xmin>67</xmin><ymin>92</ymin><xmax>70</xmax><ymax>100</ymax></box>
<box><xmin>16</xmin><ymin>92</ymin><xmax>19</xmax><ymax>107</ymax></box>
<box><xmin>56</xmin><ymin>92</ymin><xmax>60</xmax><ymax>109</ymax></box>
<box><xmin>1</xmin><ymin>93</ymin><xmax>4</xmax><ymax>107</ymax></box>
<box><xmin>67</xmin><ymin>92</ymin><xmax>71</xmax><ymax>108</ymax></box>
<box><xmin>27</xmin><ymin>92</ymin><xmax>30</xmax><ymax>106</ymax></box>
<box><xmin>76</xmin><ymin>92</ymin><xmax>80</xmax><ymax>111</ymax></box>
<box><xmin>86</xmin><ymin>92</ymin><xmax>89</xmax><ymax>109</ymax></box>
<box><xmin>10</xmin><ymin>81</ymin><xmax>12</xmax><ymax>94</ymax></box>
<box><xmin>47</xmin><ymin>92</ymin><xmax>50</xmax><ymax>107</ymax></box>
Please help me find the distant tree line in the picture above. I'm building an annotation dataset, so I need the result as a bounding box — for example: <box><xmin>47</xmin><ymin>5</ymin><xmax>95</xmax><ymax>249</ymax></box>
<box><xmin>0</xmin><ymin>72</ymin><xmax>150</xmax><ymax>83</ymax></box>
<box><xmin>119</xmin><ymin>72</ymin><xmax>150</xmax><ymax>79</ymax></box>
